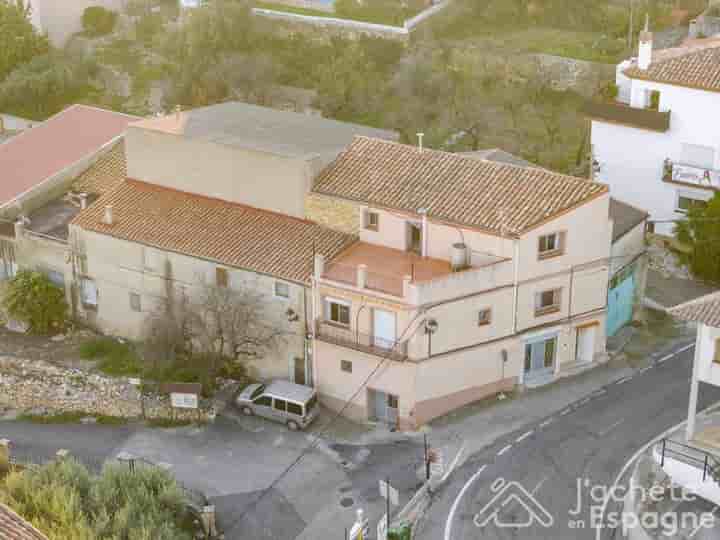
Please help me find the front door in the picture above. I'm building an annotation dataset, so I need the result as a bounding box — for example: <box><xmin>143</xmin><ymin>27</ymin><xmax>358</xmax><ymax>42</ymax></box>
<box><xmin>373</xmin><ymin>309</ymin><xmax>396</xmax><ymax>350</ymax></box>
<box><xmin>576</xmin><ymin>326</ymin><xmax>595</xmax><ymax>364</ymax></box>
<box><xmin>407</xmin><ymin>222</ymin><xmax>422</xmax><ymax>255</ymax></box>
<box><xmin>369</xmin><ymin>389</ymin><xmax>399</xmax><ymax>426</ymax></box>
<box><xmin>293</xmin><ymin>356</ymin><xmax>306</xmax><ymax>386</ymax></box>
<box><xmin>524</xmin><ymin>337</ymin><xmax>556</xmax><ymax>384</ymax></box>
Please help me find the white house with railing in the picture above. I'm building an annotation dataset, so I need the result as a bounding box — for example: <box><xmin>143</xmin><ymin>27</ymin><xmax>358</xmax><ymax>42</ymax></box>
<box><xmin>306</xmin><ymin>137</ymin><xmax>613</xmax><ymax>429</ymax></box>
<box><xmin>586</xmin><ymin>29</ymin><xmax>720</xmax><ymax>236</ymax></box>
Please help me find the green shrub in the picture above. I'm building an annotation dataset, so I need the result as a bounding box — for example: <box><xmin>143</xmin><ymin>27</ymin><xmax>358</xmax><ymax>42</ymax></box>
<box><xmin>1</xmin><ymin>270</ymin><xmax>67</xmax><ymax>334</ymax></box>
<box><xmin>0</xmin><ymin>459</ymin><xmax>193</xmax><ymax>540</ymax></box>
<box><xmin>82</xmin><ymin>6</ymin><xmax>117</xmax><ymax>36</ymax></box>
<box><xmin>79</xmin><ymin>337</ymin><xmax>142</xmax><ymax>376</ymax></box>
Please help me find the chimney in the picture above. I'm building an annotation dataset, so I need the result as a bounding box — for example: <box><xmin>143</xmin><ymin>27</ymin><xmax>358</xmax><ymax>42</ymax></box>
<box><xmin>79</xmin><ymin>192</ymin><xmax>88</xmax><ymax>210</ymax></box>
<box><xmin>102</xmin><ymin>205</ymin><xmax>114</xmax><ymax>225</ymax></box>
<box><xmin>416</xmin><ymin>132</ymin><xmax>424</xmax><ymax>153</ymax></box>
<box><xmin>638</xmin><ymin>15</ymin><xmax>653</xmax><ymax>70</ymax></box>
<box><xmin>174</xmin><ymin>104</ymin><xmax>182</xmax><ymax>121</ymax></box>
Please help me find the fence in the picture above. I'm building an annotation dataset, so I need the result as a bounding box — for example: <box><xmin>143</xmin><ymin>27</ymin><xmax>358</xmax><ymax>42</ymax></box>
<box><xmin>658</xmin><ymin>438</ymin><xmax>720</xmax><ymax>484</ymax></box>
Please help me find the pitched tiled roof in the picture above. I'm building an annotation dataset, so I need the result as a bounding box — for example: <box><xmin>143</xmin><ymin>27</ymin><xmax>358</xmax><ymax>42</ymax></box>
<box><xmin>668</xmin><ymin>291</ymin><xmax>720</xmax><ymax>328</ymax></box>
<box><xmin>0</xmin><ymin>105</ymin><xmax>138</xmax><ymax>208</ymax></box>
<box><xmin>72</xmin><ymin>141</ymin><xmax>127</xmax><ymax>196</ymax></box>
<box><xmin>71</xmin><ymin>180</ymin><xmax>355</xmax><ymax>284</ymax></box>
<box><xmin>0</xmin><ymin>503</ymin><xmax>48</xmax><ymax>540</ymax></box>
<box><xmin>624</xmin><ymin>44</ymin><xmax>720</xmax><ymax>92</ymax></box>
<box><xmin>312</xmin><ymin>137</ymin><xmax>608</xmax><ymax>236</ymax></box>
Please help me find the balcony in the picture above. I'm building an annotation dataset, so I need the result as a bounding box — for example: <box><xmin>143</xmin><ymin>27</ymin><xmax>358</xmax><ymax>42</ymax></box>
<box><xmin>315</xmin><ymin>321</ymin><xmax>409</xmax><ymax>361</ymax></box>
<box><xmin>584</xmin><ymin>100</ymin><xmax>670</xmax><ymax>132</ymax></box>
<box><xmin>663</xmin><ymin>159</ymin><xmax>720</xmax><ymax>190</ymax></box>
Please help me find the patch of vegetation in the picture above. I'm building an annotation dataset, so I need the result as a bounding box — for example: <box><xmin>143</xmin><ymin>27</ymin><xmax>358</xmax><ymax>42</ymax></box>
<box><xmin>1</xmin><ymin>271</ymin><xmax>67</xmax><ymax>334</ymax></box>
<box><xmin>0</xmin><ymin>459</ymin><xmax>195</xmax><ymax>540</ymax></box>
<box><xmin>79</xmin><ymin>337</ymin><xmax>143</xmax><ymax>377</ymax></box>
<box><xmin>82</xmin><ymin>6</ymin><xmax>118</xmax><ymax>37</ymax></box>
<box><xmin>675</xmin><ymin>192</ymin><xmax>720</xmax><ymax>283</ymax></box>
<box><xmin>0</xmin><ymin>0</ymin><xmax>49</xmax><ymax>81</ymax></box>
<box><xmin>95</xmin><ymin>414</ymin><xmax>129</xmax><ymax>425</ymax></box>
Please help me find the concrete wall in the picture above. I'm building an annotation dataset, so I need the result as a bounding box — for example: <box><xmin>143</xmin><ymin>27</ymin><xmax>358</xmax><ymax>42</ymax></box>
<box><xmin>69</xmin><ymin>226</ymin><xmax>309</xmax><ymax>382</ymax></box>
<box><xmin>125</xmin><ymin>126</ymin><xmax>321</xmax><ymax>219</ymax></box>
<box><xmin>30</xmin><ymin>0</ymin><xmax>128</xmax><ymax>47</ymax></box>
<box><xmin>592</xmin><ymin>80</ymin><xmax>720</xmax><ymax>236</ymax></box>
<box><xmin>696</xmin><ymin>323</ymin><xmax>720</xmax><ymax>388</ymax></box>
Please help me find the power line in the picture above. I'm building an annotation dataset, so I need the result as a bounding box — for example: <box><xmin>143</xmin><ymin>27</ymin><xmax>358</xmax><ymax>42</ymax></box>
<box><xmin>222</xmin><ymin>309</ymin><xmax>427</xmax><ymax>533</ymax></box>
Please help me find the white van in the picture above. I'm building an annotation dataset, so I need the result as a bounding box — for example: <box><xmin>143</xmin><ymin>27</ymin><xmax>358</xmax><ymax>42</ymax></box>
<box><xmin>235</xmin><ymin>381</ymin><xmax>319</xmax><ymax>430</ymax></box>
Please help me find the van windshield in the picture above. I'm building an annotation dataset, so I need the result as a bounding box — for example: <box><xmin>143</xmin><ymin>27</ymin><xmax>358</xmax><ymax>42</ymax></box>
<box><xmin>306</xmin><ymin>395</ymin><xmax>317</xmax><ymax>413</ymax></box>
<box><xmin>250</xmin><ymin>385</ymin><xmax>265</xmax><ymax>400</ymax></box>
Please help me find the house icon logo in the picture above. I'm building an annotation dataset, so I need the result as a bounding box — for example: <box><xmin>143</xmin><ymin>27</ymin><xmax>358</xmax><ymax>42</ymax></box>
<box><xmin>474</xmin><ymin>478</ymin><xmax>554</xmax><ymax>529</ymax></box>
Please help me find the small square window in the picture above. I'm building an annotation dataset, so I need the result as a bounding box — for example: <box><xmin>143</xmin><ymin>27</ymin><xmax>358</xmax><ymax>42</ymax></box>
<box><xmin>327</xmin><ymin>299</ymin><xmax>350</xmax><ymax>326</ymax></box>
<box><xmin>274</xmin><ymin>281</ymin><xmax>290</xmax><ymax>298</ymax></box>
<box><xmin>538</xmin><ymin>232</ymin><xmax>565</xmax><ymax>259</ymax></box>
<box><xmin>341</xmin><ymin>360</ymin><xmax>352</xmax><ymax>373</ymax></box>
<box><xmin>535</xmin><ymin>288</ymin><xmax>561</xmax><ymax>316</ymax></box>
<box><xmin>129</xmin><ymin>292</ymin><xmax>141</xmax><ymax>312</ymax></box>
<box><xmin>216</xmin><ymin>267</ymin><xmax>229</xmax><ymax>288</ymax></box>
<box><xmin>364</xmin><ymin>211</ymin><xmax>379</xmax><ymax>231</ymax></box>
<box><xmin>478</xmin><ymin>309</ymin><xmax>491</xmax><ymax>326</ymax></box>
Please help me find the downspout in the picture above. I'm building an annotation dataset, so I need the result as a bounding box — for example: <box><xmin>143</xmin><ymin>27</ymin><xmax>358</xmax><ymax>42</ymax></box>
<box><xmin>511</xmin><ymin>238</ymin><xmax>520</xmax><ymax>335</ymax></box>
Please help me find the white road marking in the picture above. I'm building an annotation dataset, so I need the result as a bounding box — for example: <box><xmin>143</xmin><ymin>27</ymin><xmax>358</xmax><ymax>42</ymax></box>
<box><xmin>676</xmin><ymin>343</ymin><xmax>695</xmax><ymax>355</ymax></box>
<box><xmin>444</xmin><ymin>465</ymin><xmax>487</xmax><ymax>540</ymax></box>
<box><xmin>516</xmin><ymin>430</ymin><xmax>534</xmax><ymax>443</ymax></box>
<box><xmin>616</xmin><ymin>376</ymin><xmax>633</xmax><ymax>384</ymax></box>
<box><xmin>539</xmin><ymin>418</ymin><xmax>554</xmax><ymax>428</ymax></box>
<box><xmin>658</xmin><ymin>354</ymin><xmax>674</xmax><ymax>363</ymax></box>
<box><xmin>597</xmin><ymin>419</ymin><xmax>625</xmax><ymax>437</ymax></box>
<box><xmin>560</xmin><ymin>408</ymin><xmax>572</xmax><ymax>416</ymax></box>
<box><xmin>638</xmin><ymin>366</ymin><xmax>651</xmax><ymax>374</ymax></box>
<box><xmin>497</xmin><ymin>444</ymin><xmax>512</xmax><ymax>456</ymax></box>
<box><xmin>689</xmin><ymin>505</ymin><xmax>718</xmax><ymax>538</ymax></box>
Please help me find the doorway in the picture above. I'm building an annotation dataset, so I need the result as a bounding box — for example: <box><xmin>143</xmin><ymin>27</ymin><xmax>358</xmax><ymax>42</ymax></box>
<box><xmin>369</xmin><ymin>389</ymin><xmax>399</xmax><ymax>426</ymax></box>
<box><xmin>524</xmin><ymin>337</ymin><xmax>556</xmax><ymax>386</ymax></box>
<box><xmin>373</xmin><ymin>309</ymin><xmax>396</xmax><ymax>350</ymax></box>
<box><xmin>575</xmin><ymin>325</ymin><xmax>595</xmax><ymax>365</ymax></box>
<box><xmin>406</xmin><ymin>222</ymin><xmax>422</xmax><ymax>255</ymax></box>
<box><xmin>292</xmin><ymin>356</ymin><xmax>306</xmax><ymax>386</ymax></box>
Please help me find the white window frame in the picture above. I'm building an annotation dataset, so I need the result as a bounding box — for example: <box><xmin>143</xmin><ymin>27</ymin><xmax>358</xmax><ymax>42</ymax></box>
<box><xmin>535</xmin><ymin>288</ymin><xmax>562</xmax><ymax>316</ymax></box>
<box><xmin>325</xmin><ymin>297</ymin><xmax>350</xmax><ymax>326</ymax></box>
<box><xmin>538</xmin><ymin>231</ymin><xmax>565</xmax><ymax>259</ymax></box>
<box><xmin>675</xmin><ymin>192</ymin><xmax>710</xmax><ymax>214</ymax></box>
<box><xmin>274</xmin><ymin>280</ymin><xmax>290</xmax><ymax>299</ymax></box>
<box><xmin>80</xmin><ymin>277</ymin><xmax>98</xmax><ymax>308</ymax></box>
<box><xmin>129</xmin><ymin>292</ymin><xmax>142</xmax><ymax>312</ymax></box>
<box><xmin>477</xmin><ymin>308</ymin><xmax>492</xmax><ymax>326</ymax></box>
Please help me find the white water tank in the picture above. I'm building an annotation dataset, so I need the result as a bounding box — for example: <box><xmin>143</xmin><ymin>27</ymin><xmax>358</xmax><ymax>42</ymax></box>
<box><xmin>451</xmin><ymin>243</ymin><xmax>468</xmax><ymax>271</ymax></box>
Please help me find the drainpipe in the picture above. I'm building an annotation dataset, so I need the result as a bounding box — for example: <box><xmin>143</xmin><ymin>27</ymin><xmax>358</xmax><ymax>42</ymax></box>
<box><xmin>511</xmin><ymin>238</ymin><xmax>520</xmax><ymax>335</ymax></box>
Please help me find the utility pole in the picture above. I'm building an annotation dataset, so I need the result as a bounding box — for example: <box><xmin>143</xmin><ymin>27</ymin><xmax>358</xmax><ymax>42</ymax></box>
<box><xmin>424</xmin><ymin>434</ymin><xmax>430</xmax><ymax>481</ymax></box>
<box><xmin>386</xmin><ymin>476</ymin><xmax>390</xmax><ymax>536</ymax></box>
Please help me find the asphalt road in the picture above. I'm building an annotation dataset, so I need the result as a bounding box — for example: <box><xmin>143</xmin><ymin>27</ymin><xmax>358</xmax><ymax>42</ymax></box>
<box><xmin>418</xmin><ymin>344</ymin><xmax>720</xmax><ymax>540</ymax></box>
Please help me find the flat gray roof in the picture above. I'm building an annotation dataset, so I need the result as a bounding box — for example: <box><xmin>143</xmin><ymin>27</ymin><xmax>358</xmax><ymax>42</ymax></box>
<box><xmin>609</xmin><ymin>198</ymin><xmax>648</xmax><ymax>242</ymax></box>
<box><xmin>134</xmin><ymin>102</ymin><xmax>397</xmax><ymax>161</ymax></box>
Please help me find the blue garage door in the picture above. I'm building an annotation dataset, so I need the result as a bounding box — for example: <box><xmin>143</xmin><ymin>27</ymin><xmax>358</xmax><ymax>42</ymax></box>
<box><xmin>607</xmin><ymin>263</ymin><xmax>636</xmax><ymax>336</ymax></box>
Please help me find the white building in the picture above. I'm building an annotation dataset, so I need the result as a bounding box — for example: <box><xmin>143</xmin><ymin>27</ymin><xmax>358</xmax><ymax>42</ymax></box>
<box><xmin>587</xmin><ymin>33</ymin><xmax>720</xmax><ymax>236</ymax></box>
<box><xmin>28</xmin><ymin>0</ymin><xmax>128</xmax><ymax>46</ymax></box>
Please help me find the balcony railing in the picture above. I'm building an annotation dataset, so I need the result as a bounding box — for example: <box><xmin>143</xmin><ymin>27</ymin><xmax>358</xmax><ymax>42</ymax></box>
<box><xmin>315</xmin><ymin>321</ymin><xmax>408</xmax><ymax>361</ymax></box>
<box><xmin>584</xmin><ymin>100</ymin><xmax>670</xmax><ymax>132</ymax></box>
<box><xmin>322</xmin><ymin>260</ymin><xmax>408</xmax><ymax>297</ymax></box>
<box><xmin>663</xmin><ymin>159</ymin><xmax>720</xmax><ymax>190</ymax></box>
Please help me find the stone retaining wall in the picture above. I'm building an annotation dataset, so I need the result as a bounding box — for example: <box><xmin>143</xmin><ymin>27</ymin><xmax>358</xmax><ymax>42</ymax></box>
<box><xmin>0</xmin><ymin>356</ymin><xmax>213</xmax><ymax>422</ymax></box>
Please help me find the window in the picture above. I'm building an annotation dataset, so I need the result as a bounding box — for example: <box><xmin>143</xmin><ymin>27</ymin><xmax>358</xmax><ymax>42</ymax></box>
<box><xmin>254</xmin><ymin>395</ymin><xmax>272</xmax><ymax>407</ymax></box>
<box><xmin>129</xmin><ymin>292</ymin><xmax>141</xmax><ymax>312</ymax></box>
<box><xmin>676</xmin><ymin>195</ymin><xmax>708</xmax><ymax>213</ymax></box>
<box><xmin>647</xmin><ymin>90</ymin><xmax>660</xmax><ymax>111</ymax></box>
<box><xmin>544</xmin><ymin>338</ymin><xmax>556</xmax><ymax>368</ymax></box>
<box><xmin>538</xmin><ymin>232</ymin><xmax>565</xmax><ymax>259</ymax></box>
<box><xmin>478</xmin><ymin>309</ymin><xmax>492</xmax><ymax>326</ymax></box>
<box><xmin>46</xmin><ymin>269</ymin><xmax>64</xmax><ymax>289</ymax></box>
<box><xmin>287</xmin><ymin>402</ymin><xmax>303</xmax><ymax>416</ymax></box>
<box><xmin>273</xmin><ymin>398</ymin><xmax>287</xmax><ymax>412</ymax></box>
<box><xmin>715</xmin><ymin>339</ymin><xmax>720</xmax><ymax>364</ymax></box>
<box><xmin>341</xmin><ymin>360</ymin><xmax>353</xmax><ymax>373</ymax></box>
<box><xmin>80</xmin><ymin>278</ymin><xmax>98</xmax><ymax>308</ymax></box>
<box><xmin>535</xmin><ymin>288</ymin><xmax>561</xmax><ymax>316</ymax></box>
<box><xmin>326</xmin><ymin>298</ymin><xmax>350</xmax><ymax>326</ymax></box>
<box><xmin>387</xmin><ymin>394</ymin><xmax>399</xmax><ymax>409</ymax></box>
<box><xmin>216</xmin><ymin>267</ymin><xmax>229</xmax><ymax>288</ymax></box>
<box><xmin>364</xmin><ymin>210</ymin><xmax>379</xmax><ymax>231</ymax></box>
<box><xmin>274</xmin><ymin>281</ymin><xmax>290</xmax><ymax>299</ymax></box>
<box><xmin>250</xmin><ymin>385</ymin><xmax>265</xmax><ymax>400</ymax></box>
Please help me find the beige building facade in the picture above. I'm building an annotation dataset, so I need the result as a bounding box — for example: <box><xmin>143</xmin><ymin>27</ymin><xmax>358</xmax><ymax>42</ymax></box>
<box><xmin>307</xmin><ymin>137</ymin><xmax>613</xmax><ymax>429</ymax></box>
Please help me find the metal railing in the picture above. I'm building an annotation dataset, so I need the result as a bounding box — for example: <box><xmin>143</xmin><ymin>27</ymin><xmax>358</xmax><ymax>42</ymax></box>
<box><xmin>659</xmin><ymin>438</ymin><xmax>720</xmax><ymax>483</ymax></box>
<box><xmin>316</xmin><ymin>321</ymin><xmax>408</xmax><ymax>361</ymax></box>
<box><xmin>662</xmin><ymin>159</ymin><xmax>720</xmax><ymax>189</ymax></box>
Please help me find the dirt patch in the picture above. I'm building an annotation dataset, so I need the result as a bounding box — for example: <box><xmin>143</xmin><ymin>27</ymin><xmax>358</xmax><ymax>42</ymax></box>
<box><xmin>0</xmin><ymin>327</ymin><xmax>99</xmax><ymax>370</ymax></box>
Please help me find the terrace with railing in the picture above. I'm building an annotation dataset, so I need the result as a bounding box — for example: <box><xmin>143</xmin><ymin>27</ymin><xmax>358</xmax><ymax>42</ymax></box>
<box><xmin>315</xmin><ymin>321</ymin><xmax>409</xmax><ymax>361</ymax></box>
<box><xmin>662</xmin><ymin>158</ymin><xmax>720</xmax><ymax>190</ymax></box>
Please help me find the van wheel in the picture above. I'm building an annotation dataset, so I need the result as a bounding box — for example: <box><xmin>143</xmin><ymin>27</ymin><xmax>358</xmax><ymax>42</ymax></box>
<box><xmin>287</xmin><ymin>420</ymin><xmax>300</xmax><ymax>431</ymax></box>
<box><xmin>241</xmin><ymin>406</ymin><xmax>253</xmax><ymax>416</ymax></box>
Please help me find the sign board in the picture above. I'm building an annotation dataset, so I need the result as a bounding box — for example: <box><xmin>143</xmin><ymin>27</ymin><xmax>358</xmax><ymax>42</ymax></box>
<box><xmin>128</xmin><ymin>378</ymin><xmax>141</xmax><ymax>386</ymax></box>
<box><xmin>170</xmin><ymin>392</ymin><xmax>198</xmax><ymax>409</ymax></box>
<box><xmin>379</xmin><ymin>479</ymin><xmax>399</xmax><ymax>506</ymax></box>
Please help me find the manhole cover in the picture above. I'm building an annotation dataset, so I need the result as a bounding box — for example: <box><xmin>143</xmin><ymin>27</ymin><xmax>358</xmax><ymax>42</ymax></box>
<box><xmin>340</xmin><ymin>497</ymin><xmax>355</xmax><ymax>508</ymax></box>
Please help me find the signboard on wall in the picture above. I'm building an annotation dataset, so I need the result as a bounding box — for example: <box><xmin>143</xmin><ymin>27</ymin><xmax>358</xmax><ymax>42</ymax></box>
<box><xmin>170</xmin><ymin>392</ymin><xmax>198</xmax><ymax>409</ymax></box>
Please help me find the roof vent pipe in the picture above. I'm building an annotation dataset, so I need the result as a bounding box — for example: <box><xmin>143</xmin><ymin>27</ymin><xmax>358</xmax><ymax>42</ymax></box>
<box><xmin>102</xmin><ymin>205</ymin><xmax>114</xmax><ymax>226</ymax></box>
<box><xmin>79</xmin><ymin>193</ymin><xmax>88</xmax><ymax>210</ymax></box>
<box><xmin>416</xmin><ymin>132</ymin><xmax>424</xmax><ymax>153</ymax></box>
<box><xmin>638</xmin><ymin>15</ymin><xmax>653</xmax><ymax>70</ymax></box>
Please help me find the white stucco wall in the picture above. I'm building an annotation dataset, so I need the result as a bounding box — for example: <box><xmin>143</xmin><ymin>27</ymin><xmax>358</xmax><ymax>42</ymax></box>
<box><xmin>591</xmin><ymin>80</ymin><xmax>720</xmax><ymax>236</ymax></box>
<box><xmin>696</xmin><ymin>323</ymin><xmax>720</xmax><ymax>388</ymax></box>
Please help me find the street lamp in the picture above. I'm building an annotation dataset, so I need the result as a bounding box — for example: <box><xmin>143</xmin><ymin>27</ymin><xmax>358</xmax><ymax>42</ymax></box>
<box><xmin>424</xmin><ymin>318</ymin><xmax>438</xmax><ymax>358</ymax></box>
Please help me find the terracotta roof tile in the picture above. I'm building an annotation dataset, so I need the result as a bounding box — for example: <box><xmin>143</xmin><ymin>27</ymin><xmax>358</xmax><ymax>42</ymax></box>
<box><xmin>0</xmin><ymin>105</ymin><xmax>138</xmax><ymax>208</ymax></box>
<box><xmin>0</xmin><ymin>503</ymin><xmax>48</xmax><ymax>540</ymax></box>
<box><xmin>72</xmin><ymin>141</ymin><xmax>127</xmax><ymax>196</ymax></box>
<box><xmin>624</xmin><ymin>43</ymin><xmax>720</xmax><ymax>92</ymax></box>
<box><xmin>668</xmin><ymin>291</ymin><xmax>720</xmax><ymax>327</ymax></box>
<box><xmin>71</xmin><ymin>180</ymin><xmax>355</xmax><ymax>284</ymax></box>
<box><xmin>312</xmin><ymin>137</ymin><xmax>607</xmax><ymax>235</ymax></box>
